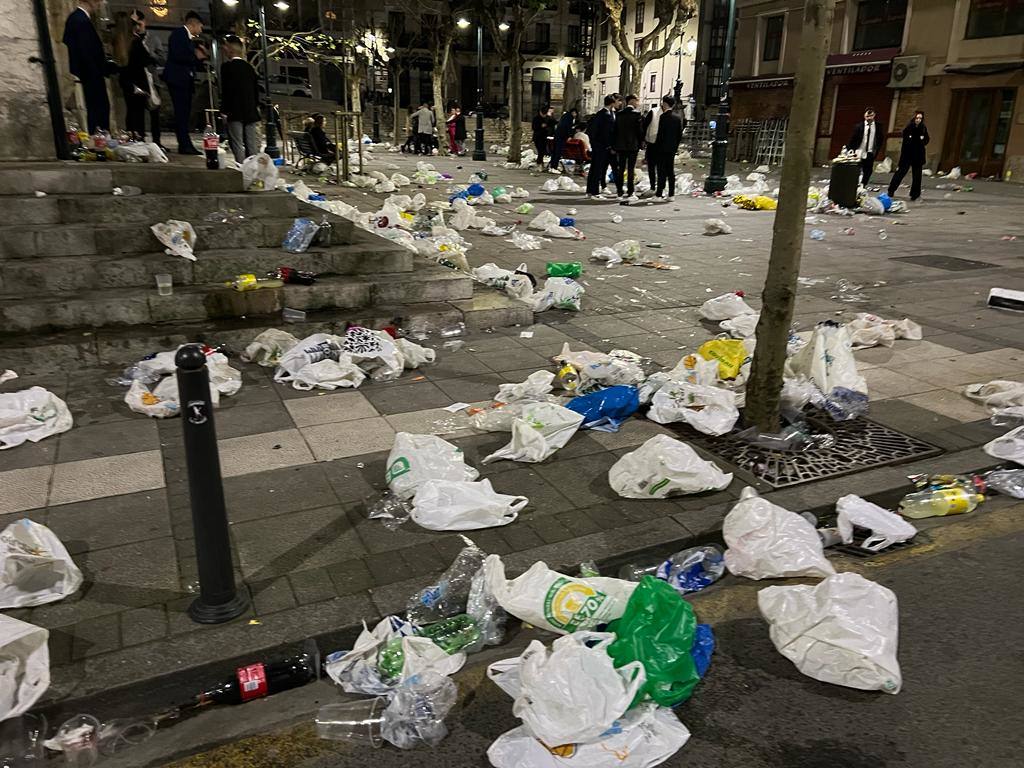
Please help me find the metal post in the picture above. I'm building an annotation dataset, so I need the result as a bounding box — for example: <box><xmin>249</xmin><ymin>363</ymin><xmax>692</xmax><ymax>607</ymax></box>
<box><xmin>258</xmin><ymin>2</ymin><xmax>280</xmax><ymax>158</ymax></box>
<box><xmin>703</xmin><ymin>0</ymin><xmax>737</xmax><ymax>194</ymax></box>
<box><xmin>370</xmin><ymin>59</ymin><xmax>380</xmax><ymax>142</ymax></box>
<box><xmin>472</xmin><ymin>23</ymin><xmax>486</xmax><ymax>161</ymax></box>
<box><xmin>29</xmin><ymin>0</ymin><xmax>69</xmax><ymax>159</ymax></box>
<box><xmin>175</xmin><ymin>345</ymin><xmax>249</xmax><ymax>624</ymax></box>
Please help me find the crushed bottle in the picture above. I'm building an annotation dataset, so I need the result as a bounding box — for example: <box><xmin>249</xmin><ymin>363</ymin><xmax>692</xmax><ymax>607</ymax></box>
<box><xmin>377</xmin><ymin>615</ymin><xmax>480</xmax><ymax>681</ymax></box>
<box><xmin>366</xmin><ymin>490</ymin><xmax>411</xmax><ymax>530</ymax></box>
<box><xmin>655</xmin><ymin>545</ymin><xmax>725</xmax><ymax>594</ymax></box>
<box><xmin>405</xmin><ymin>538</ymin><xmax>486</xmax><ymax>624</ymax></box>
<box><xmin>380</xmin><ymin>672</ymin><xmax>458</xmax><ymax>749</ymax></box>
<box><xmin>983</xmin><ymin>469</ymin><xmax>1024</xmax><ymax>499</ymax></box>
<box><xmin>810</xmin><ymin>229</ymin><xmax>826</xmax><ymax>240</ymax></box>
<box><xmin>439</xmin><ymin>322</ymin><xmax>466</xmax><ymax>338</ymax></box>
<box><xmin>898</xmin><ymin>486</ymin><xmax>983</xmax><ymax>519</ymax></box>
<box><xmin>465</xmin><ymin>566</ymin><xmax>506</xmax><ymax>651</ymax></box>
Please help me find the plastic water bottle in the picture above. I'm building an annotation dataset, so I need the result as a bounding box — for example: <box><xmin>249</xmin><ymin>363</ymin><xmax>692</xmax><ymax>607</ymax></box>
<box><xmin>898</xmin><ymin>487</ymin><xmax>983</xmax><ymax>519</ymax></box>
<box><xmin>203</xmin><ymin>125</ymin><xmax>219</xmax><ymax>170</ymax></box>
<box><xmin>810</xmin><ymin>229</ymin><xmax>826</xmax><ymax>240</ymax></box>
<box><xmin>655</xmin><ymin>545</ymin><xmax>725</xmax><ymax>594</ymax></box>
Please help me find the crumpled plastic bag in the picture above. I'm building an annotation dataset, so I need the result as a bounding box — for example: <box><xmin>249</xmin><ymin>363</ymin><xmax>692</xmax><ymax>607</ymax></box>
<box><xmin>698</xmin><ymin>338</ymin><xmax>749</xmax><ymax>380</ymax></box>
<box><xmin>385</xmin><ymin>433</ymin><xmax>479</xmax><ymax>501</ymax></box>
<box><xmin>859</xmin><ymin>196</ymin><xmax>885</xmax><ymax>215</ymax></box>
<box><xmin>732</xmin><ymin>194</ymin><xmax>777</xmax><ymax>210</ymax></box>
<box><xmin>506</xmin><ymin>231</ymin><xmax>548</xmax><ymax>251</ymax></box>
<box><xmin>496</xmin><ymin>371</ymin><xmax>554</xmax><ymax>403</ymax></box>
<box><xmin>786</xmin><ymin>321</ymin><xmax>867</xmax><ymax>396</ymax></box>
<box><xmin>555</xmin><ymin>344</ymin><xmax>645</xmax><ymax>392</ymax></box>
<box><xmin>241</xmin><ymin>152</ymin><xmax>279</xmax><ymax>191</ymax></box>
<box><xmin>482</xmin><ymin>554</ymin><xmax>637</xmax><ymax>635</ymax></box>
<box><xmin>472</xmin><ymin>262</ymin><xmax>515</xmax><ymax>288</ymax></box>
<box><xmin>983</xmin><ymin>425</ymin><xmax>1024</xmax><ymax>464</ymax></box>
<box><xmin>524</xmin><ymin>277</ymin><xmax>584</xmax><ymax>312</ymax></box>
<box><xmin>609</xmin><ymin>435</ymin><xmax>732</xmax><ymax>498</ymax></box>
<box><xmin>0</xmin><ymin>615</ymin><xmax>50</xmax><ymax>721</ymax></box>
<box><xmin>469</xmin><ymin>399</ymin><xmax>557</xmax><ymax>432</ymax></box>
<box><xmin>241</xmin><ymin>329</ymin><xmax>300</xmax><ymax>367</ymax></box>
<box><xmin>341</xmin><ymin>327</ymin><xmax>406</xmax><ymax>382</ymax></box>
<box><xmin>565</xmin><ymin>385</ymin><xmax>639</xmax><ymax>432</ymax></box>
<box><xmin>847</xmin><ymin>313</ymin><xmax>923</xmax><ymax>349</ymax></box>
<box><xmin>528</xmin><ymin>210</ymin><xmax>560</xmax><ymax>231</ymax></box>
<box><xmin>125</xmin><ymin>377</ymin><xmax>180</xmax><ymax>418</ymax></box>
<box><xmin>513</xmin><ymin>632</ymin><xmax>645</xmax><ymax>746</ymax></box>
<box><xmin>704</xmin><ymin>218</ymin><xmax>732</xmax><ymax>235</ymax></box>
<box><xmin>647</xmin><ymin>382</ymin><xmax>739</xmax><ymax>436</ymax></box>
<box><xmin>0</xmin><ymin>519</ymin><xmax>83</xmax><ymax>609</ymax></box>
<box><xmin>723</xmin><ymin>487</ymin><xmax>836</xmax><ymax>579</ymax></box>
<box><xmin>0</xmin><ymin>387</ymin><xmax>73</xmax><ymax>450</ymax></box>
<box><xmin>701</xmin><ymin>293</ymin><xmax>754</xmax><ymax>323</ymax></box>
<box><xmin>381</xmin><ymin>671</ymin><xmax>458</xmax><ymax>749</ymax></box>
<box><xmin>273</xmin><ymin>333</ymin><xmax>366</xmax><ymax>390</ymax></box>
<box><xmin>150</xmin><ymin>219</ymin><xmax>197</xmax><ymax>260</ymax></box>
<box><xmin>395</xmin><ymin>337</ymin><xmax>436</xmax><ymax>369</ymax></box>
<box><xmin>483</xmin><ymin>402</ymin><xmax>584</xmax><ymax>464</ymax></box>
<box><xmin>410</xmin><ymin>479</ymin><xmax>527</xmax><ymax>531</ymax></box>
<box><xmin>964</xmin><ymin>380</ymin><xmax>1024</xmax><ymax>412</ymax></box>
<box><xmin>114</xmin><ymin>141</ymin><xmax>168</xmax><ymax>163</ymax></box>
<box><xmin>835</xmin><ymin>494</ymin><xmax>917</xmax><ymax>552</ymax></box>
<box><xmin>721</xmin><ymin>312</ymin><xmax>759</xmax><ymax>339</ymax></box>
<box><xmin>487</xmin><ymin>703</ymin><xmax>690</xmax><ymax>768</ymax></box>
<box><xmin>758</xmin><ymin>572</ymin><xmax>901</xmax><ymax>693</ymax></box>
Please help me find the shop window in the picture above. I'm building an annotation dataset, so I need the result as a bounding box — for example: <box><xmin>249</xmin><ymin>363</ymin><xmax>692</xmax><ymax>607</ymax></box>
<box><xmin>853</xmin><ymin>0</ymin><xmax>907</xmax><ymax>50</ymax></box>
<box><xmin>966</xmin><ymin>0</ymin><xmax>1024</xmax><ymax>38</ymax></box>
<box><xmin>762</xmin><ymin>15</ymin><xmax>784</xmax><ymax>61</ymax></box>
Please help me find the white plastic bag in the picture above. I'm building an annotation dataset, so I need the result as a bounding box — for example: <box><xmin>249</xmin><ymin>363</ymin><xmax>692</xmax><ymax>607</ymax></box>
<box><xmin>495</xmin><ymin>371</ymin><xmax>554</xmax><ymax>403</ymax></box>
<box><xmin>540</xmin><ymin>178</ymin><xmax>559</xmax><ymax>192</ymax></box>
<box><xmin>487</xmin><ymin>704</ymin><xmax>690</xmax><ymax>768</ymax></box>
<box><xmin>723</xmin><ymin>488</ymin><xmax>836</xmax><ymax>579</ymax></box>
<box><xmin>835</xmin><ymin>494</ymin><xmax>917</xmax><ymax>552</ymax></box>
<box><xmin>482</xmin><ymin>554</ymin><xmax>637</xmax><ymax>635</ymax></box>
<box><xmin>342</xmin><ymin>327</ymin><xmax>405</xmax><ymax>382</ymax></box>
<box><xmin>758</xmin><ymin>572</ymin><xmax>901</xmax><ymax>693</ymax></box>
<box><xmin>964</xmin><ymin>380</ymin><xmax>1024</xmax><ymax>412</ymax></box>
<box><xmin>983</xmin><ymin>425</ymin><xmax>1024</xmax><ymax>464</ymax></box>
<box><xmin>241</xmin><ymin>329</ymin><xmax>300</xmax><ymax>367</ymax></box>
<box><xmin>0</xmin><ymin>615</ymin><xmax>49</xmax><ymax>721</ymax></box>
<box><xmin>483</xmin><ymin>402</ymin><xmax>585</xmax><ymax>464</ymax></box>
<box><xmin>386</xmin><ymin>433</ymin><xmax>479</xmax><ymax>501</ymax></box>
<box><xmin>704</xmin><ymin>218</ymin><xmax>732</xmax><ymax>235</ymax></box>
<box><xmin>609</xmin><ymin>435</ymin><xmax>732</xmax><ymax>499</ymax></box>
<box><xmin>526</xmin><ymin>277</ymin><xmax>585</xmax><ymax>312</ymax></box>
<box><xmin>0</xmin><ymin>520</ymin><xmax>83</xmax><ymax>609</ymax></box>
<box><xmin>647</xmin><ymin>382</ymin><xmax>739</xmax><ymax>436</ymax></box>
<box><xmin>150</xmin><ymin>219</ymin><xmax>197</xmax><ymax>260</ymax></box>
<box><xmin>410</xmin><ymin>479</ymin><xmax>527</xmax><ymax>531</ymax></box>
<box><xmin>528</xmin><ymin>210</ymin><xmax>560</xmax><ymax>231</ymax></box>
<box><xmin>472</xmin><ymin>263</ymin><xmax>515</xmax><ymax>289</ymax></box>
<box><xmin>859</xmin><ymin>196</ymin><xmax>885</xmax><ymax>215</ymax></box>
<box><xmin>0</xmin><ymin>387</ymin><xmax>73</xmax><ymax>450</ymax></box>
<box><xmin>700</xmin><ymin>292</ymin><xmax>755</xmax><ymax>321</ymax></box>
<box><xmin>124</xmin><ymin>378</ymin><xmax>180</xmax><ymax>418</ymax></box>
<box><xmin>395</xmin><ymin>338</ymin><xmax>436</xmax><ymax>369</ymax></box>
<box><xmin>721</xmin><ymin>312</ymin><xmax>760</xmax><ymax>339</ymax></box>
<box><xmin>556</xmin><ymin>345</ymin><xmax>646</xmax><ymax>392</ymax></box>
<box><xmin>847</xmin><ymin>313</ymin><xmax>922</xmax><ymax>349</ymax></box>
<box><xmin>514</xmin><ymin>632</ymin><xmax>645</xmax><ymax>746</ymax></box>
<box><xmin>241</xmin><ymin>152</ymin><xmax>279</xmax><ymax>191</ymax></box>
<box><xmin>274</xmin><ymin>333</ymin><xmax>366</xmax><ymax>390</ymax></box>
<box><xmin>786</xmin><ymin>322</ymin><xmax>867</xmax><ymax>396</ymax></box>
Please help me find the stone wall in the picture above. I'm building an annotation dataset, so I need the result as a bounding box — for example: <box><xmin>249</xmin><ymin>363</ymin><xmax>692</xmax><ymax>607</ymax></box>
<box><xmin>0</xmin><ymin>0</ymin><xmax>55</xmax><ymax>161</ymax></box>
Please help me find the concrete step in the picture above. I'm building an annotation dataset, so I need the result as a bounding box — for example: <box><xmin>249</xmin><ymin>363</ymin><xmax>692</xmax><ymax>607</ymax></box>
<box><xmin>2</xmin><ymin>243</ymin><xmax>415</xmax><ymax>292</ymax></box>
<box><xmin>0</xmin><ymin>162</ymin><xmax>244</xmax><ymax>195</ymax></box>
<box><xmin>0</xmin><ymin>264</ymin><xmax>474</xmax><ymax>333</ymax></box>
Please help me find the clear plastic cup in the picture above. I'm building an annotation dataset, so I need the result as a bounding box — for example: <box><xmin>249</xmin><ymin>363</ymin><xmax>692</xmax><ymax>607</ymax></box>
<box><xmin>155</xmin><ymin>274</ymin><xmax>173</xmax><ymax>296</ymax></box>
<box><xmin>282</xmin><ymin>307</ymin><xmax>306</xmax><ymax>323</ymax></box>
<box><xmin>315</xmin><ymin>698</ymin><xmax>386</xmax><ymax>747</ymax></box>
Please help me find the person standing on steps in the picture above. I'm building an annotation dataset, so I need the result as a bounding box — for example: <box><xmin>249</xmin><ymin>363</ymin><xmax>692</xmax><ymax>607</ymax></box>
<box><xmin>162</xmin><ymin>10</ymin><xmax>208</xmax><ymax>155</ymax></box>
<box><xmin>611</xmin><ymin>94</ymin><xmax>643</xmax><ymax>202</ymax></box>
<box><xmin>63</xmin><ymin>0</ymin><xmax>115</xmax><ymax>133</ymax></box>
<box><xmin>650</xmin><ymin>95</ymin><xmax>683</xmax><ymax>201</ymax></box>
<box><xmin>585</xmin><ymin>95</ymin><xmax>617</xmax><ymax>199</ymax></box>
<box><xmin>845</xmin><ymin>107</ymin><xmax>884</xmax><ymax>185</ymax></box>
<box><xmin>887</xmin><ymin>111</ymin><xmax>929</xmax><ymax>202</ymax></box>
<box><xmin>219</xmin><ymin>35</ymin><xmax>261</xmax><ymax>163</ymax></box>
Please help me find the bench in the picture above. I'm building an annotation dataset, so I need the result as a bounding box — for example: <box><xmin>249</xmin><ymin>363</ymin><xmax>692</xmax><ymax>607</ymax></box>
<box><xmin>289</xmin><ymin>131</ymin><xmax>323</xmax><ymax>172</ymax></box>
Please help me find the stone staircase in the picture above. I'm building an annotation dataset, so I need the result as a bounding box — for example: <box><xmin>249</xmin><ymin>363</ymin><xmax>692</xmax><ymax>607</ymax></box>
<box><xmin>0</xmin><ymin>163</ymin><xmax>531</xmax><ymax>373</ymax></box>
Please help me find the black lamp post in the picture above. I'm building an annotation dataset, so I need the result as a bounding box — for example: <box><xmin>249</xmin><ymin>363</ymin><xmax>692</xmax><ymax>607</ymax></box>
<box><xmin>703</xmin><ymin>0</ymin><xmax>737</xmax><ymax>194</ymax></box>
<box><xmin>473</xmin><ymin>22</ymin><xmax>485</xmax><ymax>161</ymax></box>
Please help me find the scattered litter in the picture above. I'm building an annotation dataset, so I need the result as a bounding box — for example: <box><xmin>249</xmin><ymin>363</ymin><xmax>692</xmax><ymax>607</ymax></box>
<box><xmin>443</xmin><ymin>402</ymin><xmax>470</xmax><ymax>413</ymax></box>
<box><xmin>407</xmin><ymin>538</ymin><xmax>486</xmax><ymax>624</ymax></box>
<box><xmin>150</xmin><ymin>219</ymin><xmax>197</xmax><ymax>260</ymax></box>
<box><xmin>835</xmin><ymin>495</ymin><xmax>917</xmax><ymax>551</ymax></box>
<box><xmin>608</xmin><ymin>435</ymin><xmax>732</xmax><ymax>498</ymax></box>
<box><xmin>703</xmin><ymin>218</ymin><xmax>732</xmax><ymax>235</ymax></box>
<box><xmin>898</xmin><ymin>483</ymin><xmax>984</xmax><ymax>518</ymax></box>
<box><xmin>566</xmin><ymin>385</ymin><xmax>640</xmax><ymax>432</ymax></box>
<box><xmin>0</xmin><ymin>615</ymin><xmax>49</xmax><ymax>720</ymax></box>
<box><xmin>647</xmin><ymin>381</ymin><xmax>739</xmax><ymax>435</ymax></box>
<box><xmin>699</xmin><ymin>291</ymin><xmax>754</xmax><ymax>321</ymax></box>
<box><xmin>987</xmin><ymin>287</ymin><xmax>1024</xmax><ymax>312</ymax></box>
<box><xmin>0</xmin><ymin>519</ymin><xmax>83</xmax><ymax>608</ymax></box>
<box><xmin>483</xmin><ymin>402</ymin><xmax>584</xmax><ymax>463</ymax></box>
<box><xmin>240</xmin><ymin>152</ymin><xmax>279</xmax><ymax>191</ymax></box>
<box><xmin>0</xmin><ymin>386</ymin><xmax>73</xmax><ymax>449</ymax></box>
<box><xmin>519</xmin><ymin>331</ymin><xmax>534</xmax><ymax>339</ymax></box>
<box><xmin>506</xmin><ymin>231</ymin><xmax>547</xmax><ymax>251</ymax></box>
<box><xmin>847</xmin><ymin>314</ymin><xmax>922</xmax><ymax>349</ymax></box>
<box><xmin>0</xmin><ymin>370</ymin><xmax>17</xmax><ymax>384</ymax></box>
<box><xmin>366</xmin><ymin>491</ymin><xmax>412</xmax><ymax>530</ymax></box>
<box><xmin>385</xmin><ymin>433</ymin><xmax>479</xmax><ymax>501</ymax></box>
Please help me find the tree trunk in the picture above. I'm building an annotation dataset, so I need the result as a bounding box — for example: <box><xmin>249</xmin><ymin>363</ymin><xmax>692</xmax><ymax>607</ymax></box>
<box><xmin>508</xmin><ymin>56</ymin><xmax>524</xmax><ymax>164</ymax></box>
<box><xmin>349</xmin><ymin>74</ymin><xmax>363</xmax><ymax>141</ymax></box>
<box><xmin>392</xmin><ymin>64</ymin><xmax>403</xmax><ymax>143</ymax></box>
<box><xmin>745</xmin><ymin>0</ymin><xmax>837</xmax><ymax>432</ymax></box>
<box><xmin>431</xmin><ymin>71</ymin><xmax>447</xmax><ymax>156</ymax></box>
<box><xmin>629</xmin><ymin>64</ymin><xmax>643</xmax><ymax>99</ymax></box>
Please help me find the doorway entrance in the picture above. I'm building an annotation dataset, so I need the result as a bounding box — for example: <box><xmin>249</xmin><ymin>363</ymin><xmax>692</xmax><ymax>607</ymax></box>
<box><xmin>942</xmin><ymin>88</ymin><xmax>1017</xmax><ymax>177</ymax></box>
<box><xmin>828</xmin><ymin>82</ymin><xmax>892</xmax><ymax>160</ymax></box>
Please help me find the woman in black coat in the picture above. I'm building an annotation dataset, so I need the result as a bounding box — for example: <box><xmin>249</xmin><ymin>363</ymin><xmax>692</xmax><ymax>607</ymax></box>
<box><xmin>887</xmin><ymin>111</ymin><xmax>929</xmax><ymax>201</ymax></box>
<box><xmin>113</xmin><ymin>11</ymin><xmax>158</xmax><ymax>141</ymax></box>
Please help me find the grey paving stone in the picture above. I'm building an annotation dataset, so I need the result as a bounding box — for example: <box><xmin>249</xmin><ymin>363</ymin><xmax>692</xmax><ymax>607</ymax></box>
<box><xmin>250</xmin><ymin>577</ymin><xmax>298</xmax><ymax>615</ymax></box>
<box><xmin>55</xmin><ymin>419</ymin><xmax>160</xmax><ymax>463</ymax></box>
<box><xmin>71</xmin><ymin>613</ymin><xmax>122</xmax><ymax>660</ymax></box>
<box><xmin>325</xmin><ymin>558</ymin><xmax>376</xmax><ymax>595</ymax></box>
<box><xmin>500</xmin><ymin>524</ymin><xmax>545</xmax><ymax>551</ymax></box>
<box><xmin>321</xmin><ymin>452</ymin><xmax>390</xmax><ymax>503</ymax></box>
<box><xmin>46</xmin><ymin>489</ymin><xmax>171</xmax><ymax>555</ymax></box>
<box><xmin>553</xmin><ymin>508</ymin><xmax>605</xmax><ymax>538</ymax></box>
<box><xmin>434</xmin><ymin>374</ymin><xmax>510</xmax><ymax>404</ymax></box>
<box><xmin>421</xmin><ymin>352</ymin><xmax>493</xmax><ymax>379</ymax></box>
<box><xmin>472</xmin><ymin>347</ymin><xmax>553</xmax><ymax>373</ymax></box>
<box><xmin>453</xmin><ymin>433</ymin><xmax>522</xmax><ymax>474</ymax></box>
<box><xmin>120</xmin><ymin>605</ymin><xmax>168</xmax><ymax>647</ymax></box>
<box><xmin>212</xmin><ymin>401</ymin><xmax>297</xmax><ymax>440</ymax></box>
<box><xmin>399</xmin><ymin>542</ymin><xmax>449</xmax><ymax>576</ymax></box>
<box><xmin>534</xmin><ymin>453</ymin><xmax>621</xmax><ymax>508</ymax></box>
<box><xmin>485</xmin><ymin>467</ymin><xmax>575</xmax><ymax>517</ymax></box>
<box><xmin>361</xmin><ymin>380</ymin><xmax>454</xmax><ymax>414</ymax></box>
<box><xmin>529</xmin><ymin>516</ymin><xmax>576</xmax><ymax>544</ymax></box>
<box><xmin>288</xmin><ymin>568</ymin><xmax>338</xmax><ymax>605</ymax></box>
<box><xmin>222</xmin><ymin>463</ymin><xmax>340</xmax><ymax>524</ymax></box>
<box><xmin>363</xmin><ymin>551</ymin><xmax>410</xmax><ymax>587</ymax></box>
<box><xmin>0</xmin><ymin>438</ymin><xmax>56</xmax><ymax>472</ymax></box>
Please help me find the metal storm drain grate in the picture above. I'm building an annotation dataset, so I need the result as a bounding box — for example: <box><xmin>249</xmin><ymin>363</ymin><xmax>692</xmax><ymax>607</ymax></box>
<box><xmin>670</xmin><ymin>413</ymin><xmax>942</xmax><ymax>489</ymax></box>
<box><xmin>891</xmin><ymin>254</ymin><xmax>997</xmax><ymax>271</ymax></box>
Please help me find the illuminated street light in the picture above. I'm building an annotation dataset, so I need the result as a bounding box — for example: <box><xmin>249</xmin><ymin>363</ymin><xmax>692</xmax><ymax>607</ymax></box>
<box><xmin>498</xmin><ymin>21</ymin><xmax>510</xmax><ymax>31</ymax></box>
<box><xmin>456</xmin><ymin>17</ymin><xmax>471</xmax><ymax>29</ymax></box>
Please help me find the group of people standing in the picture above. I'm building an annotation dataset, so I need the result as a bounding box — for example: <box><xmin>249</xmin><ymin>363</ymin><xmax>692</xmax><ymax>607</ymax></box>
<box><xmin>845</xmin><ymin>106</ymin><xmax>930</xmax><ymax>201</ymax></box>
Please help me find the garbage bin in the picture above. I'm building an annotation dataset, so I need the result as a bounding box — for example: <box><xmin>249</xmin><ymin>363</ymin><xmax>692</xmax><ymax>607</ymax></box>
<box><xmin>829</xmin><ymin>162</ymin><xmax>861</xmax><ymax>209</ymax></box>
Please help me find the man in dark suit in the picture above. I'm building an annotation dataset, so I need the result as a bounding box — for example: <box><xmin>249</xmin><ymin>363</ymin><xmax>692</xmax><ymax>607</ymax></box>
<box><xmin>647</xmin><ymin>95</ymin><xmax>683</xmax><ymax>200</ymax></box>
<box><xmin>62</xmin><ymin>0</ymin><xmax>112</xmax><ymax>133</ymax></box>
<box><xmin>585</xmin><ymin>94</ymin><xmax>618</xmax><ymax>198</ymax></box>
<box><xmin>845</xmin><ymin>107</ymin><xmax>884</xmax><ymax>185</ymax></box>
<box><xmin>612</xmin><ymin>94</ymin><xmax>643</xmax><ymax>200</ymax></box>
<box><xmin>162</xmin><ymin>11</ymin><xmax>207</xmax><ymax>154</ymax></box>
<box><xmin>219</xmin><ymin>35</ymin><xmax>261</xmax><ymax>162</ymax></box>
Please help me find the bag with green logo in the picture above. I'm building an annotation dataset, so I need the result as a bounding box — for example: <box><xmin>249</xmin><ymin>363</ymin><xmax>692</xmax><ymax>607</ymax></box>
<box><xmin>385</xmin><ymin>432</ymin><xmax>479</xmax><ymax>501</ymax></box>
<box><xmin>606</xmin><ymin>576</ymin><xmax>701</xmax><ymax>708</ymax></box>
<box><xmin>545</xmin><ymin>261</ymin><xmax>583</xmax><ymax>278</ymax></box>
<box><xmin>608</xmin><ymin>434</ymin><xmax>732</xmax><ymax>499</ymax></box>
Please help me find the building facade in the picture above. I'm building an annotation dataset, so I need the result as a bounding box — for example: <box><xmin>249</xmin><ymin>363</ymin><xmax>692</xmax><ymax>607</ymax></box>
<box><xmin>580</xmin><ymin>0</ymin><xmax>700</xmax><ymax>115</ymax></box>
<box><xmin>729</xmin><ymin>0</ymin><xmax>1023</xmax><ymax>178</ymax></box>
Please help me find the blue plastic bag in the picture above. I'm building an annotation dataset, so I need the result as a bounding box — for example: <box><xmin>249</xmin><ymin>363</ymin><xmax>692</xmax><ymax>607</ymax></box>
<box><xmin>877</xmin><ymin>192</ymin><xmax>892</xmax><ymax>211</ymax></box>
<box><xmin>448</xmin><ymin>189</ymin><xmax>470</xmax><ymax>203</ymax></box>
<box><xmin>559</xmin><ymin>216</ymin><xmax>575</xmax><ymax>227</ymax></box>
<box><xmin>467</xmin><ymin>183</ymin><xmax>486</xmax><ymax>197</ymax></box>
<box><xmin>565</xmin><ymin>385</ymin><xmax>639</xmax><ymax>432</ymax></box>
<box><xmin>690</xmin><ymin>623</ymin><xmax>715</xmax><ymax>679</ymax></box>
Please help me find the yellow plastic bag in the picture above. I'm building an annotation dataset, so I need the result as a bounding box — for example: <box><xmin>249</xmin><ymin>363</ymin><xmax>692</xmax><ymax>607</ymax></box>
<box><xmin>732</xmin><ymin>194</ymin><xmax>777</xmax><ymax>211</ymax></box>
<box><xmin>698</xmin><ymin>339</ymin><xmax>747</xmax><ymax>380</ymax></box>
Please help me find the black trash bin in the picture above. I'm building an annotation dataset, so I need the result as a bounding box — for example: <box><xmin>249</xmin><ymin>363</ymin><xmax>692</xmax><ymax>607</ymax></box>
<box><xmin>829</xmin><ymin>162</ymin><xmax>861</xmax><ymax>209</ymax></box>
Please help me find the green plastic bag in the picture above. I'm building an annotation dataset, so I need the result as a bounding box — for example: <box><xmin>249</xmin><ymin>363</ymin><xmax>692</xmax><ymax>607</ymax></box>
<box><xmin>546</xmin><ymin>261</ymin><xmax>583</xmax><ymax>278</ymax></box>
<box><xmin>606</xmin><ymin>576</ymin><xmax>700</xmax><ymax>707</ymax></box>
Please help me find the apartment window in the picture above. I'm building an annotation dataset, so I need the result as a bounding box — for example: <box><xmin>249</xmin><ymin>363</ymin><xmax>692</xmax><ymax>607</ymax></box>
<box><xmin>600</xmin><ymin>14</ymin><xmax>609</xmax><ymax>41</ymax></box>
<box><xmin>853</xmin><ymin>0</ymin><xmax>908</xmax><ymax>50</ymax></box>
<box><xmin>599</xmin><ymin>44</ymin><xmax>608</xmax><ymax>73</ymax></box>
<box><xmin>568</xmin><ymin>24</ymin><xmax>582</xmax><ymax>50</ymax></box>
<box><xmin>966</xmin><ymin>0</ymin><xmax>1024</xmax><ymax>38</ymax></box>
<box><xmin>649</xmin><ymin>73</ymin><xmax>656</xmax><ymax>92</ymax></box>
<box><xmin>635</xmin><ymin>39</ymin><xmax>643</xmax><ymax>57</ymax></box>
<box><xmin>536</xmin><ymin>22</ymin><xmax>551</xmax><ymax>45</ymax></box>
<box><xmin>762</xmin><ymin>15</ymin><xmax>784</xmax><ymax>61</ymax></box>
<box><xmin>635</xmin><ymin>1</ymin><xmax>645</xmax><ymax>33</ymax></box>
<box><xmin>387</xmin><ymin>11</ymin><xmax>404</xmax><ymax>34</ymax></box>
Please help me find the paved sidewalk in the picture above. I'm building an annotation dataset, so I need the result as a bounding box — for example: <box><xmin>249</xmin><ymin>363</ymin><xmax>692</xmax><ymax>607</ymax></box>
<box><xmin>1</xmin><ymin>150</ymin><xmax>1023</xmax><ymax>709</ymax></box>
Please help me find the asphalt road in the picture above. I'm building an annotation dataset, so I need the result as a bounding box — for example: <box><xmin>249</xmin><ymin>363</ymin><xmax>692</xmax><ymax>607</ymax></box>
<box><xmin>148</xmin><ymin>503</ymin><xmax>1024</xmax><ymax>768</ymax></box>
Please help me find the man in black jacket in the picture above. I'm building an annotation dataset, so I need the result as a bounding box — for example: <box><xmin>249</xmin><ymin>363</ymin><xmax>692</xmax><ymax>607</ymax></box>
<box><xmin>645</xmin><ymin>95</ymin><xmax>683</xmax><ymax>200</ymax></box>
<box><xmin>845</xmin><ymin>107</ymin><xmax>884</xmax><ymax>185</ymax></box>
<box><xmin>612</xmin><ymin>94</ymin><xmax>643</xmax><ymax>200</ymax></box>
<box><xmin>585</xmin><ymin>94</ymin><xmax>618</xmax><ymax>198</ymax></box>
<box><xmin>62</xmin><ymin>0</ymin><xmax>112</xmax><ymax>133</ymax></box>
<box><xmin>162</xmin><ymin>11</ymin><xmax>208</xmax><ymax>154</ymax></box>
<box><xmin>219</xmin><ymin>35</ymin><xmax>261</xmax><ymax>162</ymax></box>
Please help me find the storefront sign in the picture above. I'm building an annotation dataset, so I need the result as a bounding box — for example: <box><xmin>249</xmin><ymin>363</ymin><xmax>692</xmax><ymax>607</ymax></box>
<box><xmin>827</xmin><ymin>62</ymin><xmax>888</xmax><ymax>75</ymax></box>
<box><xmin>732</xmin><ymin>77</ymin><xmax>794</xmax><ymax>90</ymax></box>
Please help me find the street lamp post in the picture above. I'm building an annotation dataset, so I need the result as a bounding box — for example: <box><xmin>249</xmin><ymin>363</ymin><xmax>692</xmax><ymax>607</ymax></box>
<box><xmin>369</xmin><ymin>57</ymin><xmax>380</xmax><ymax>142</ymax></box>
<box><xmin>703</xmin><ymin>0</ymin><xmax>737</xmax><ymax>194</ymax></box>
<box><xmin>473</xmin><ymin>22</ymin><xmax>485</xmax><ymax>161</ymax></box>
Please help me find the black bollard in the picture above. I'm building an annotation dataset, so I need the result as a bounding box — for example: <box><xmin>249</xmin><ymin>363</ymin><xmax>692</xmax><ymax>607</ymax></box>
<box><xmin>175</xmin><ymin>344</ymin><xmax>250</xmax><ymax>624</ymax></box>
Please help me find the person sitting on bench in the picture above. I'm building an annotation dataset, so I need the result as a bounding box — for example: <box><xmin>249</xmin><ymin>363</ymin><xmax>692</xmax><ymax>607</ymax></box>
<box><xmin>306</xmin><ymin>113</ymin><xmax>336</xmax><ymax>164</ymax></box>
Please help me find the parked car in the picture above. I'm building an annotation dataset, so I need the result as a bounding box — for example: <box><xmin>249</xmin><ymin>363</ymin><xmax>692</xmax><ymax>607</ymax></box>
<box><xmin>269</xmin><ymin>74</ymin><xmax>312</xmax><ymax>98</ymax></box>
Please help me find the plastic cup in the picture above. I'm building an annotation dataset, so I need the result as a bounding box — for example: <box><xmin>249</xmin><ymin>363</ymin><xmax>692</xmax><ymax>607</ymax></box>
<box><xmin>155</xmin><ymin>274</ymin><xmax>173</xmax><ymax>296</ymax></box>
<box><xmin>282</xmin><ymin>307</ymin><xmax>306</xmax><ymax>323</ymax></box>
<box><xmin>315</xmin><ymin>698</ymin><xmax>386</xmax><ymax>747</ymax></box>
